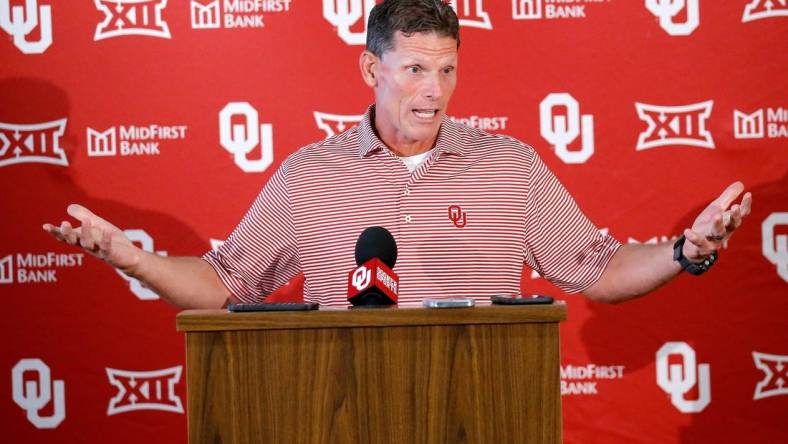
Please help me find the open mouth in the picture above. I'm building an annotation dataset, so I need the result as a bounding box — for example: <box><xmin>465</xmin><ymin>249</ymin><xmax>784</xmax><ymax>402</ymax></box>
<box><xmin>412</xmin><ymin>109</ymin><xmax>438</xmax><ymax>119</ymax></box>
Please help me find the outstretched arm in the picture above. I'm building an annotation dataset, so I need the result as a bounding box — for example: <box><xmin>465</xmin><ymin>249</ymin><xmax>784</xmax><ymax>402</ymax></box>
<box><xmin>44</xmin><ymin>204</ymin><xmax>236</xmax><ymax>309</ymax></box>
<box><xmin>584</xmin><ymin>182</ymin><xmax>752</xmax><ymax>304</ymax></box>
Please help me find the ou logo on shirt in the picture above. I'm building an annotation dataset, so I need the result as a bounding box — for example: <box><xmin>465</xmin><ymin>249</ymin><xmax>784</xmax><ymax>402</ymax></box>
<box><xmin>219</xmin><ymin>102</ymin><xmax>274</xmax><ymax>173</ymax></box>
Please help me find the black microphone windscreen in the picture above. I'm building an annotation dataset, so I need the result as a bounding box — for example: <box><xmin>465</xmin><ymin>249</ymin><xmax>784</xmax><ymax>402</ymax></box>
<box><xmin>355</xmin><ymin>226</ymin><xmax>397</xmax><ymax>268</ymax></box>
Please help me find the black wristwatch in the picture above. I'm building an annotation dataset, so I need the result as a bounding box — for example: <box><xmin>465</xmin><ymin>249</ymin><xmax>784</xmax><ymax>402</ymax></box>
<box><xmin>673</xmin><ymin>235</ymin><xmax>717</xmax><ymax>275</ymax></box>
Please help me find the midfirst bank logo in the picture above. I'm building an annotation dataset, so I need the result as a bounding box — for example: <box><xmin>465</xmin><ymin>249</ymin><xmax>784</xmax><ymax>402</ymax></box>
<box><xmin>742</xmin><ymin>0</ymin><xmax>788</xmax><ymax>23</ymax></box>
<box><xmin>190</xmin><ymin>0</ymin><xmax>292</xmax><ymax>30</ymax></box>
<box><xmin>635</xmin><ymin>101</ymin><xmax>714</xmax><ymax>150</ymax></box>
<box><xmin>513</xmin><ymin>0</ymin><xmax>610</xmax><ymax>20</ymax></box>
<box><xmin>86</xmin><ymin>124</ymin><xmax>188</xmax><ymax>157</ymax></box>
<box><xmin>656</xmin><ymin>342</ymin><xmax>711</xmax><ymax>413</ymax></box>
<box><xmin>645</xmin><ymin>0</ymin><xmax>700</xmax><ymax>36</ymax></box>
<box><xmin>94</xmin><ymin>0</ymin><xmax>170</xmax><ymax>41</ymax></box>
<box><xmin>762</xmin><ymin>212</ymin><xmax>788</xmax><ymax>283</ymax></box>
<box><xmin>450</xmin><ymin>115</ymin><xmax>509</xmax><ymax>132</ymax></box>
<box><xmin>0</xmin><ymin>252</ymin><xmax>84</xmax><ymax>284</ymax></box>
<box><xmin>323</xmin><ymin>0</ymin><xmax>491</xmax><ymax>46</ymax></box>
<box><xmin>752</xmin><ymin>351</ymin><xmax>788</xmax><ymax>400</ymax></box>
<box><xmin>561</xmin><ymin>363</ymin><xmax>625</xmax><ymax>396</ymax></box>
<box><xmin>0</xmin><ymin>0</ymin><xmax>53</xmax><ymax>54</ymax></box>
<box><xmin>219</xmin><ymin>102</ymin><xmax>274</xmax><ymax>173</ymax></box>
<box><xmin>114</xmin><ymin>229</ymin><xmax>167</xmax><ymax>300</ymax></box>
<box><xmin>12</xmin><ymin>358</ymin><xmax>66</xmax><ymax>429</ymax></box>
<box><xmin>540</xmin><ymin>93</ymin><xmax>594</xmax><ymax>164</ymax></box>
<box><xmin>734</xmin><ymin>107</ymin><xmax>788</xmax><ymax>139</ymax></box>
<box><xmin>314</xmin><ymin>111</ymin><xmax>363</xmax><ymax>138</ymax></box>
<box><xmin>106</xmin><ymin>366</ymin><xmax>184</xmax><ymax>415</ymax></box>
<box><xmin>0</xmin><ymin>119</ymin><xmax>68</xmax><ymax>168</ymax></box>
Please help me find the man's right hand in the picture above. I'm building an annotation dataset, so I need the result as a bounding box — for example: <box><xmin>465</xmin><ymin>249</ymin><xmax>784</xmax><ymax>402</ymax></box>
<box><xmin>43</xmin><ymin>204</ymin><xmax>142</xmax><ymax>276</ymax></box>
<box><xmin>43</xmin><ymin>204</ymin><xmax>234</xmax><ymax>309</ymax></box>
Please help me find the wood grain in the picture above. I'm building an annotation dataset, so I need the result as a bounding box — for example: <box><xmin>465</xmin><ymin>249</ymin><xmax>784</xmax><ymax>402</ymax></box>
<box><xmin>183</xmin><ymin>307</ymin><xmax>563</xmax><ymax>443</ymax></box>
<box><xmin>177</xmin><ymin>303</ymin><xmax>567</xmax><ymax>332</ymax></box>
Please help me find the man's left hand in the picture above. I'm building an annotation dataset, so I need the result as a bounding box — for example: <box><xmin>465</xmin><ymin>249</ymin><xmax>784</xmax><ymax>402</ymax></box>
<box><xmin>683</xmin><ymin>181</ymin><xmax>752</xmax><ymax>261</ymax></box>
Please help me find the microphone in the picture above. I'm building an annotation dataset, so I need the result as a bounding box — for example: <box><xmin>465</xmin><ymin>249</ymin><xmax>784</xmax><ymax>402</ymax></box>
<box><xmin>347</xmin><ymin>227</ymin><xmax>399</xmax><ymax>306</ymax></box>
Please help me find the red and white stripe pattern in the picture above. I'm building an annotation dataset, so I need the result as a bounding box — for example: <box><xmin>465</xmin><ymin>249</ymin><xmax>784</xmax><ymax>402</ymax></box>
<box><xmin>204</xmin><ymin>106</ymin><xmax>621</xmax><ymax>307</ymax></box>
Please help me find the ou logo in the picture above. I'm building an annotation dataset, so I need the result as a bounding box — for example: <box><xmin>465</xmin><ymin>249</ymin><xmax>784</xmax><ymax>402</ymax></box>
<box><xmin>0</xmin><ymin>0</ymin><xmax>53</xmax><ymax>54</ymax></box>
<box><xmin>12</xmin><ymin>358</ymin><xmax>66</xmax><ymax>429</ymax></box>
<box><xmin>352</xmin><ymin>265</ymin><xmax>371</xmax><ymax>291</ymax></box>
<box><xmin>115</xmin><ymin>229</ymin><xmax>167</xmax><ymax>301</ymax></box>
<box><xmin>645</xmin><ymin>0</ymin><xmax>700</xmax><ymax>36</ymax></box>
<box><xmin>656</xmin><ymin>342</ymin><xmax>711</xmax><ymax>413</ymax></box>
<box><xmin>322</xmin><ymin>0</ymin><xmax>375</xmax><ymax>45</ymax></box>
<box><xmin>540</xmin><ymin>93</ymin><xmax>595</xmax><ymax>164</ymax></box>
<box><xmin>219</xmin><ymin>102</ymin><xmax>274</xmax><ymax>173</ymax></box>
<box><xmin>762</xmin><ymin>212</ymin><xmax>788</xmax><ymax>283</ymax></box>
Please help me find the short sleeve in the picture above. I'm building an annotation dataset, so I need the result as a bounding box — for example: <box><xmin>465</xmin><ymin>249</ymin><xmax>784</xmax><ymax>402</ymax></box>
<box><xmin>522</xmin><ymin>152</ymin><xmax>621</xmax><ymax>293</ymax></box>
<box><xmin>202</xmin><ymin>165</ymin><xmax>301</xmax><ymax>303</ymax></box>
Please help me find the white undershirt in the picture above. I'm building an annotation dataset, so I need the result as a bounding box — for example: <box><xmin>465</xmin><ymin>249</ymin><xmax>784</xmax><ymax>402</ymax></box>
<box><xmin>399</xmin><ymin>149</ymin><xmax>433</xmax><ymax>173</ymax></box>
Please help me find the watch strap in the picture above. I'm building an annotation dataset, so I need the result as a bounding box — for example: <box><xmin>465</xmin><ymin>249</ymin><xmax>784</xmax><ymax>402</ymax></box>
<box><xmin>673</xmin><ymin>235</ymin><xmax>717</xmax><ymax>276</ymax></box>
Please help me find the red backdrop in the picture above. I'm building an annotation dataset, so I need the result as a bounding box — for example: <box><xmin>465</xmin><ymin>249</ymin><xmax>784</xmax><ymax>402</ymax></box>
<box><xmin>2</xmin><ymin>1</ymin><xmax>787</xmax><ymax>443</ymax></box>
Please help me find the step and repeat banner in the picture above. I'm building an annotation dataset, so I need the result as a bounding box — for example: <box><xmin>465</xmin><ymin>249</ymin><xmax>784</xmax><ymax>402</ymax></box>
<box><xmin>1</xmin><ymin>1</ymin><xmax>786</xmax><ymax>443</ymax></box>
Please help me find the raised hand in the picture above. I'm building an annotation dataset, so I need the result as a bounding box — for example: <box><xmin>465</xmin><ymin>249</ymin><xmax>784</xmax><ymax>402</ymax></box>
<box><xmin>43</xmin><ymin>204</ymin><xmax>142</xmax><ymax>274</ymax></box>
<box><xmin>683</xmin><ymin>182</ymin><xmax>753</xmax><ymax>260</ymax></box>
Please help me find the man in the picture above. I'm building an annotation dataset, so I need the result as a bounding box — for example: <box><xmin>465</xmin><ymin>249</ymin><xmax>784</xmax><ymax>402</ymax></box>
<box><xmin>44</xmin><ymin>0</ymin><xmax>751</xmax><ymax>308</ymax></box>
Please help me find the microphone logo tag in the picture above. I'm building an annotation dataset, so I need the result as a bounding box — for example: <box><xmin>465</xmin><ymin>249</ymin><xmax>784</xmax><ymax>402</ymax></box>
<box><xmin>351</xmin><ymin>265</ymin><xmax>371</xmax><ymax>291</ymax></box>
<box><xmin>12</xmin><ymin>358</ymin><xmax>66</xmax><ymax>429</ymax></box>
<box><xmin>645</xmin><ymin>0</ymin><xmax>700</xmax><ymax>36</ymax></box>
<box><xmin>762</xmin><ymin>212</ymin><xmax>788</xmax><ymax>282</ymax></box>
<box><xmin>656</xmin><ymin>342</ymin><xmax>711</xmax><ymax>413</ymax></box>
<box><xmin>540</xmin><ymin>93</ymin><xmax>594</xmax><ymax>164</ymax></box>
<box><xmin>219</xmin><ymin>102</ymin><xmax>274</xmax><ymax>173</ymax></box>
<box><xmin>0</xmin><ymin>0</ymin><xmax>53</xmax><ymax>54</ymax></box>
<box><xmin>448</xmin><ymin>205</ymin><xmax>467</xmax><ymax>228</ymax></box>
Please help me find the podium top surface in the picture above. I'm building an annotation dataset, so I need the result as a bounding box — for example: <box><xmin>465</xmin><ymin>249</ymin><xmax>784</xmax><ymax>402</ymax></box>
<box><xmin>176</xmin><ymin>302</ymin><xmax>567</xmax><ymax>332</ymax></box>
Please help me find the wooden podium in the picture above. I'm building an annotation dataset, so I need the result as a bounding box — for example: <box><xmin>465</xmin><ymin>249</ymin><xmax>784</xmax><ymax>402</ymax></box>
<box><xmin>176</xmin><ymin>303</ymin><xmax>566</xmax><ymax>443</ymax></box>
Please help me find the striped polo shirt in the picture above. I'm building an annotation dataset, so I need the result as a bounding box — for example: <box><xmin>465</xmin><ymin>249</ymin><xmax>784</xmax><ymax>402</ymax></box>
<box><xmin>203</xmin><ymin>106</ymin><xmax>621</xmax><ymax>307</ymax></box>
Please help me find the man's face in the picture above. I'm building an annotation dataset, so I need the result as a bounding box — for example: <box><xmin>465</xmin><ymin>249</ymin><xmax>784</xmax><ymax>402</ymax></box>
<box><xmin>367</xmin><ymin>31</ymin><xmax>458</xmax><ymax>154</ymax></box>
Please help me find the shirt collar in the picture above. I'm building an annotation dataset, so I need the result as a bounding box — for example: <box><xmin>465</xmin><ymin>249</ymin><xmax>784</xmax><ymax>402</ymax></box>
<box><xmin>357</xmin><ymin>105</ymin><xmax>467</xmax><ymax>158</ymax></box>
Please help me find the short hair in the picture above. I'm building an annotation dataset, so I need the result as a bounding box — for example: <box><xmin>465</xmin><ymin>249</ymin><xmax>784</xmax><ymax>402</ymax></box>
<box><xmin>366</xmin><ymin>0</ymin><xmax>460</xmax><ymax>57</ymax></box>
